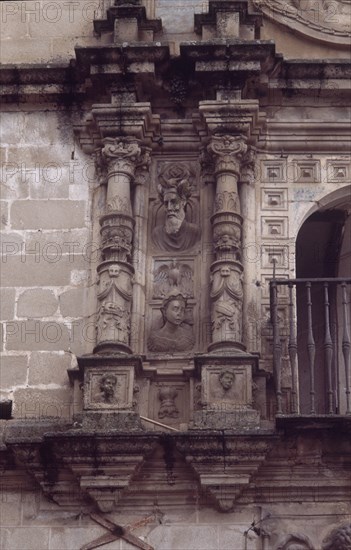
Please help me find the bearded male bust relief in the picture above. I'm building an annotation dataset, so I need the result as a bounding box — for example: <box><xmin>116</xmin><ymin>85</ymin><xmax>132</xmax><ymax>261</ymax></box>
<box><xmin>151</xmin><ymin>165</ymin><xmax>200</xmax><ymax>252</ymax></box>
<box><xmin>148</xmin><ymin>293</ymin><xmax>194</xmax><ymax>353</ymax></box>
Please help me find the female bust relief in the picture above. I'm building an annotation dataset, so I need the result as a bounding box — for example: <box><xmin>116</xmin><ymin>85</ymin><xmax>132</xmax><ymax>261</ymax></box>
<box><xmin>148</xmin><ymin>293</ymin><xmax>194</xmax><ymax>353</ymax></box>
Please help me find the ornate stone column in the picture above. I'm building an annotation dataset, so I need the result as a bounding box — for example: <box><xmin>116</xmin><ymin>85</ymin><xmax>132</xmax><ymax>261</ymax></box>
<box><xmin>207</xmin><ymin>134</ymin><xmax>248</xmax><ymax>352</ymax></box>
<box><xmin>95</xmin><ymin>137</ymin><xmax>141</xmax><ymax>355</ymax></box>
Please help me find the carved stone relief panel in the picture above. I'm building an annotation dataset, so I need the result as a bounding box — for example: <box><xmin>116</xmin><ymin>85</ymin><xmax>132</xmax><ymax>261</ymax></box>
<box><xmin>147</xmin><ymin>293</ymin><xmax>195</xmax><ymax>354</ymax></box>
<box><xmin>148</xmin><ymin>380</ymin><xmax>190</xmax><ymax>425</ymax></box>
<box><xmin>201</xmin><ymin>364</ymin><xmax>253</xmax><ymax>410</ymax></box>
<box><xmin>84</xmin><ymin>366</ymin><xmax>135</xmax><ymax>410</ymax></box>
<box><xmin>149</xmin><ymin>161</ymin><xmax>201</xmax><ymax>252</ymax></box>
<box><xmin>152</xmin><ymin>258</ymin><xmax>195</xmax><ymax>299</ymax></box>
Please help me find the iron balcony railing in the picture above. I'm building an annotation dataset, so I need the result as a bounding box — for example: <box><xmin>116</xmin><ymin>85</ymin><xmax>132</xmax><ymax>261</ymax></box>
<box><xmin>270</xmin><ymin>277</ymin><xmax>351</xmax><ymax>416</ymax></box>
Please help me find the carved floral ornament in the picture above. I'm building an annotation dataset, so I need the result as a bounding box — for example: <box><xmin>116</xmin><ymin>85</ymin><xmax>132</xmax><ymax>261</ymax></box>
<box><xmin>254</xmin><ymin>0</ymin><xmax>351</xmax><ymax>45</ymax></box>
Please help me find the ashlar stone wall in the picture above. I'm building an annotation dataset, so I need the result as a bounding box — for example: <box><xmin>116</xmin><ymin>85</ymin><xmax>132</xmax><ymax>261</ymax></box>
<box><xmin>1</xmin><ymin>109</ymin><xmax>96</xmax><ymax>420</ymax></box>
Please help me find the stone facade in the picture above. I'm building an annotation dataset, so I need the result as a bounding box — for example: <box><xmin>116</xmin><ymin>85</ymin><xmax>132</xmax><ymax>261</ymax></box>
<box><xmin>0</xmin><ymin>1</ymin><xmax>350</xmax><ymax>549</ymax></box>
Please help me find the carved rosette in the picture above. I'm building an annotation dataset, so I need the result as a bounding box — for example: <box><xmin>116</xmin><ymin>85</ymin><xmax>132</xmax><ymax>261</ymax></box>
<box><xmin>95</xmin><ymin>137</ymin><xmax>142</xmax><ymax>354</ymax></box>
<box><xmin>207</xmin><ymin>135</ymin><xmax>247</xmax><ymax>351</ymax></box>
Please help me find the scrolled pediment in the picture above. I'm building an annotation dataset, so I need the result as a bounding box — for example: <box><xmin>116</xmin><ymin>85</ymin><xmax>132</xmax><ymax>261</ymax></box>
<box><xmin>254</xmin><ymin>0</ymin><xmax>351</xmax><ymax>46</ymax></box>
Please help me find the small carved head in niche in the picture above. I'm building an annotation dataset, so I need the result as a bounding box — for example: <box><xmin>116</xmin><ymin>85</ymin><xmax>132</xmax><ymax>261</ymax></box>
<box><xmin>99</xmin><ymin>373</ymin><xmax>117</xmax><ymax>403</ymax></box>
<box><xmin>108</xmin><ymin>264</ymin><xmax>120</xmax><ymax>278</ymax></box>
<box><xmin>322</xmin><ymin>524</ymin><xmax>351</xmax><ymax>550</ymax></box>
<box><xmin>219</xmin><ymin>369</ymin><xmax>235</xmax><ymax>391</ymax></box>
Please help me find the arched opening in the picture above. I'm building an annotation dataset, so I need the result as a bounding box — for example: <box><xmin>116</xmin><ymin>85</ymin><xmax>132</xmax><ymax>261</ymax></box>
<box><xmin>296</xmin><ymin>205</ymin><xmax>350</xmax><ymax>414</ymax></box>
<box><xmin>270</xmin><ymin>186</ymin><xmax>351</xmax><ymax>416</ymax></box>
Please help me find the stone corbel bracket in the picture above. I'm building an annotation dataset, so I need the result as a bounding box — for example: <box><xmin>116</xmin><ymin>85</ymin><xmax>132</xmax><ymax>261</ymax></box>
<box><xmin>175</xmin><ymin>433</ymin><xmax>276</xmax><ymax>512</ymax></box>
<box><xmin>6</xmin><ymin>424</ymin><xmax>159</xmax><ymax>513</ymax></box>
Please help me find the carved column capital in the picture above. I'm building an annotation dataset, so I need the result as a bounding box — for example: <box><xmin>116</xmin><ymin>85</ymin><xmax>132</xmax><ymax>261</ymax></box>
<box><xmin>207</xmin><ymin>134</ymin><xmax>248</xmax><ymax>176</ymax></box>
<box><xmin>101</xmin><ymin>137</ymin><xmax>142</xmax><ymax>179</ymax></box>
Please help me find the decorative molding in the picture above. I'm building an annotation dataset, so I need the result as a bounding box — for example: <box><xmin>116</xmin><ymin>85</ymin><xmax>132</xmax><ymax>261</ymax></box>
<box><xmin>254</xmin><ymin>0</ymin><xmax>351</xmax><ymax>46</ymax></box>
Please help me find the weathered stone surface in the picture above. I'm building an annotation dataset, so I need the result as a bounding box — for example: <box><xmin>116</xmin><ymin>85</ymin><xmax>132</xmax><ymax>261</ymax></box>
<box><xmin>10</xmin><ymin>200</ymin><xmax>86</xmax><ymax>230</ymax></box>
<box><xmin>59</xmin><ymin>288</ymin><xmax>90</xmax><ymax>318</ymax></box>
<box><xmin>5</xmin><ymin>320</ymin><xmax>70</xmax><ymax>351</ymax></box>
<box><xmin>1</xmin><ymin>254</ymin><xmax>87</xmax><ymax>287</ymax></box>
<box><xmin>148</xmin><ymin>525</ymin><xmax>218</xmax><ymax>550</ymax></box>
<box><xmin>0</xmin><ymin>232</ymin><xmax>25</xmax><ymax>257</ymax></box>
<box><xmin>49</xmin><ymin>527</ymin><xmax>105</xmax><ymax>550</ymax></box>
<box><xmin>0</xmin><ymin>495</ymin><xmax>22</xmax><ymax>527</ymax></box>
<box><xmin>25</xmin><ymin>228</ymin><xmax>90</xmax><ymax>252</ymax></box>
<box><xmin>0</xmin><ymin>355</ymin><xmax>28</xmax><ymax>389</ymax></box>
<box><xmin>1</xmin><ymin>200</ymin><xmax>9</xmax><ymax>229</ymax></box>
<box><xmin>17</xmin><ymin>289</ymin><xmax>58</xmax><ymax>318</ymax></box>
<box><xmin>28</xmin><ymin>352</ymin><xmax>71</xmax><ymax>386</ymax></box>
<box><xmin>12</xmin><ymin>388</ymin><xmax>73</xmax><ymax>420</ymax></box>
<box><xmin>0</xmin><ymin>289</ymin><xmax>16</xmax><ymax>320</ymax></box>
<box><xmin>0</xmin><ymin>527</ymin><xmax>50</xmax><ymax>550</ymax></box>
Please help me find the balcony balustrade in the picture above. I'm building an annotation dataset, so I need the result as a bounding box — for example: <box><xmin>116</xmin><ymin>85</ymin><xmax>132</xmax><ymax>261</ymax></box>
<box><xmin>270</xmin><ymin>277</ymin><xmax>351</xmax><ymax>416</ymax></box>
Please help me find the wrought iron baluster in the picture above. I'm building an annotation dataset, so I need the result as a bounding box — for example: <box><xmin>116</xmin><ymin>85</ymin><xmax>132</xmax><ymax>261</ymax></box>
<box><xmin>324</xmin><ymin>282</ymin><xmax>334</xmax><ymax>414</ymax></box>
<box><xmin>288</xmin><ymin>283</ymin><xmax>298</xmax><ymax>414</ymax></box>
<box><xmin>306</xmin><ymin>282</ymin><xmax>316</xmax><ymax>415</ymax></box>
<box><xmin>341</xmin><ymin>282</ymin><xmax>351</xmax><ymax>415</ymax></box>
<box><xmin>271</xmin><ymin>280</ymin><xmax>282</xmax><ymax>414</ymax></box>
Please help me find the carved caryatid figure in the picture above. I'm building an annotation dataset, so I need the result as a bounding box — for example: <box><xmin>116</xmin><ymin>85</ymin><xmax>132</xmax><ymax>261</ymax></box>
<box><xmin>148</xmin><ymin>292</ymin><xmax>194</xmax><ymax>352</ymax></box>
<box><xmin>152</xmin><ymin>163</ymin><xmax>200</xmax><ymax>251</ymax></box>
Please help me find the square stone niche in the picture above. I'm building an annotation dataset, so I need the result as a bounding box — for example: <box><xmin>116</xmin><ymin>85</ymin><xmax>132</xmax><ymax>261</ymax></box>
<box><xmin>202</xmin><ymin>363</ymin><xmax>252</xmax><ymax>411</ymax></box>
<box><xmin>148</xmin><ymin>379</ymin><xmax>190</xmax><ymax>427</ymax></box>
<box><xmin>192</xmin><ymin>357</ymin><xmax>260</xmax><ymax>430</ymax></box>
<box><xmin>84</xmin><ymin>366</ymin><xmax>135</xmax><ymax>410</ymax></box>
